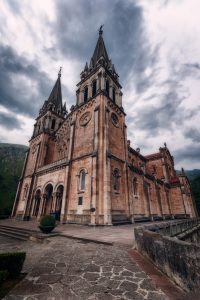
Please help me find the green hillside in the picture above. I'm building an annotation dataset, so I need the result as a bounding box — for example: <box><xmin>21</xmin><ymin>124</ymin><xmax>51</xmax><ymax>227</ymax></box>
<box><xmin>0</xmin><ymin>143</ymin><xmax>28</xmax><ymax>216</ymax></box>
<box><xmin>191</xmin><ymin>176</ymin><xmax>200</xmax><ymax>216</ymax></box>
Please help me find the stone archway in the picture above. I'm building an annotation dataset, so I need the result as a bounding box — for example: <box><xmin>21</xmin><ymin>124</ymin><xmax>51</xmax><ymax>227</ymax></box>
<box><xmin>43</xmin><ymin>184</ymin><xmax>53</xmax><ymax>215</ymax></box>
<box><xmin>33</xmin><ymin>189</ymin><xmax>41</xmax><ymax>217</ymax></box>
<box><xmin>55</xmin><ymin>185</ymin><xmax>64</xmax><ymax>220</ymax></box>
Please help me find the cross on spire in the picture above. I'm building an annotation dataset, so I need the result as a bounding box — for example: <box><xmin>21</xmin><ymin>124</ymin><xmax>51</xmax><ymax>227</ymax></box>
<box><xmin>58</xmin><ymin>67</ymin><xmax>62</xmax><ymax>78</ymax></box>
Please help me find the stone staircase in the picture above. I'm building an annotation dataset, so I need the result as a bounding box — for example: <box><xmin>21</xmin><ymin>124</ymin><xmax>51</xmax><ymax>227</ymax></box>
<box><xmin>0</xmin><ymin>224</ymin><xmax>38</xmax><ymax>241</ymax></box>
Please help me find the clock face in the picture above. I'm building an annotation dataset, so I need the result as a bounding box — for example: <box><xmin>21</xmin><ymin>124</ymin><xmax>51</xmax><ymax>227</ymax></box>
<box><xmin>111</xmin><ymin>113</ymin><xmax>119</xmax><ymax>127</ymax></box>
<box><xmin>79</xmin><ymin>111</ymin><xmax>92</xmax><ymax>126</ymax></box>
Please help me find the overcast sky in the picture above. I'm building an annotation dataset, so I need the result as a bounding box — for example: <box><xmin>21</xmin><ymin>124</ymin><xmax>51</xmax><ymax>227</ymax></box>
<box><xmin>0</xmin><ymin>0</ymin><xmax>200</xmax><ymax>169</ymax></box>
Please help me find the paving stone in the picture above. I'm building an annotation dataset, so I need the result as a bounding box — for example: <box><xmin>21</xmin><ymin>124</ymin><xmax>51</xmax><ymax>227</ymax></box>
<box><xmin>140</xmin><ymin>279</ymin><xmax>158</xmax><ymax>291</ymax></box>
<box><xmin>36</xmin><ymin>274</ymin><xmax>61</xmax><ymax>284</ymax></box>
<box><xmin>120</xmin><ymin>280</ymin><xmax>138</xmax><ymax>293</ymax></box>
<box><xmin>1</xmin><ymin>236</ymin><xmax>168</xmax><ymax>300</ymax></box>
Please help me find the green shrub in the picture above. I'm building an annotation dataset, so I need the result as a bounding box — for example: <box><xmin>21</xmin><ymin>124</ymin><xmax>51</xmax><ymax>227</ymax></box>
<box><xmin>0</xmin><ymin>270</ymin><xmax>9</xmax><ymax>283</ymax></box>
<box><xmin>40</xmin><ymin>215</ymin><xmax>56</xmax><ymax>227</ymax></box>
<box><xmin>0</xmin><ymin>252</ymin><xmax>26</xmax><ymax>278</ymax></box>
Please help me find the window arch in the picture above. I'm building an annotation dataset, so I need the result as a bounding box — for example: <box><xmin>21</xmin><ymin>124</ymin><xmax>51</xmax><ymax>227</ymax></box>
<box><xmin>106</xmin><ymin>80</ymin><xmax>109</xmax><ymax>96</ymax></box>
<box><xmin>113</xmin><ymin>169</ymin><xmax>120</xmax><ymax>191</ymax></box>
<box><xmin>92</xmin><ymin>80</ymin><xmax>97</xmax><ymax>97</ymax></box>
<box><xmin>84</xmin><ymin>86</ymin><xmax>88</xmax><ymax>103</ymax></box>
<box><xmin>112</xmin><ymin>87</ymin><xmax>116</xmax><ymax>103</ymax></box>
<box><xmin>133</xmin><ymin>178</ymin><xmax>138</xmax><ymax>196</ymax></box>
<box><xmin>51</xmin><ymin>119</ymin><xmax>56</xmax><ymax>130</ymax></box>
<box><xmin>79</xmin><ymin>169</ymin><xmax>86</xmax><ymax>191</ymax></box>
<box><xmin>23</xmin><ymin>184</ymin><xmax>29</xmax><ymax>201</ymax></box>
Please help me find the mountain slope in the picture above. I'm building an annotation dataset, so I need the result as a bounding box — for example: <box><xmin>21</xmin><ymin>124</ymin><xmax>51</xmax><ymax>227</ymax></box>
<box><xmin>0</xmin><ymin>143</ymin><xmax>28</xmax><ymax>216</ymax></box>
<box><xmin>191</xmin><ymin>176</ymin><xmax>200</xmax><ymax>216</ymax></box>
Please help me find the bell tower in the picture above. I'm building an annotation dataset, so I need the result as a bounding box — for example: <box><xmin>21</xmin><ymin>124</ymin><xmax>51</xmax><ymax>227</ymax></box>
<box><xmin>32</xmin><ymin>68</ymin><xmax>67</xmax><ymax>140</ymax></box>
<box><xmin>76</xmin><ymin>26</ymin><xmax>123</xmax><ymax>109</ymax></box>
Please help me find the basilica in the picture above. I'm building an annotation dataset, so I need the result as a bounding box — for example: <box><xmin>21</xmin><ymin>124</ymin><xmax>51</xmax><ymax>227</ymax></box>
<box><xmin>12</xmin><ymin>28</ymin><xmax>197</xmax><ymax>225</ymax></box>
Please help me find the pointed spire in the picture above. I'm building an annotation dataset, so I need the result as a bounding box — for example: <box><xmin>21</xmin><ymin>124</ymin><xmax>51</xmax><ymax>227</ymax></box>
<box><xmin>84</xmin><ymin>62</ymin><xmax>88</xmax><ymax>72</ymax></box>
<box><xmin>47</xmin><ymin>68</ymin><xmax>62</xmax><ymax>112</ymax></box>
<box><xmin>90</xmin><ymin>26</ymin><xmax>109</xmax><ymax>67</ymax></box>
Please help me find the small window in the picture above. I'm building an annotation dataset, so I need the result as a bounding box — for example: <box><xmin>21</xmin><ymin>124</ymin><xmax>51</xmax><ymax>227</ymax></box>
<box><xmin>78</xmin><ymin>196</ymin><xmax>83</xmax><ymax>205</ymax></box>
<box><xmin>51</xmin><ymin>119</ymin><xmax>56</xmax><ymax>130</ymax></box>
<box><xmin>92</xmin><ymin>80</ymin><xmax>97</xmax><ymax>97</ymax></box>
<box><xmin>79</xmin><ymin>169</ymin><xmax>86</xmax><ymax>191</ymax></box>
<box><xmin>113</xmin><ymin>169</ymin><xmax>119</xmax><ymax>191</ymax></box>
<box><xmin>133</xmin><ymin>178</ymin><xmax>138</xmax><ymax>195</ymax></box>
<box><xmin>106</xmin><ymin>80</ymin><xmax>109</xmax><ymax>96</ymax></box>
<box><xmin>84</xmin><ymin>86</ymin><xmax>88</xmax><ymax>103</ymax></box>
<box><xmin>113</xmin><ymin>88</ymin><xmax>116</xmax><ymax>103</ymax></box>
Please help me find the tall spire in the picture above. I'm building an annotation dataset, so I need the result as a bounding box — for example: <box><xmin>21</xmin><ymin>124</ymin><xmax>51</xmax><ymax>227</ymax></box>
<box><xmin>47</xmin><ymin>68</ymin><xmax>62</xmax><ymax>112</ymax></box>
<box><xmin>39</xmin><ymin>68</ymin><xmax>67</xmax><ymax>117</ymax></box>
<box><xmin>80</xmin><ymin>27</ymin><xmax>118</xmax><ymax>81</ymax></box>
<box><xmin>90</xmin><ymin>25</ymin><xmax>109</xmax><ymax>66</ymax></box>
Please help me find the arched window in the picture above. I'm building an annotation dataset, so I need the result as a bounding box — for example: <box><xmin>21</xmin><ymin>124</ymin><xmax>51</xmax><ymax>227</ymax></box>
<box><xmin>51</xmin><ymin>119</ymin><xmax>56</xmax><ymax>130</ymax></box>
<box><xmin>79</xmin><ymin>169</ymin><xmax>86</xmax><ymax>191</ymax></box>
<box><xmin>92</xmin><ymin>80</ymin><xmax>97</xmax><ymax>97</ymax></box>
<box><xmin>112</xmin><ymin>88</ymin><xmax>116</xmax><ymax>103</ymax></box>
<box><xmin>84</xmin><ymin>86</ymin><xmax>88</xmax><ymax>103</ymax></box>
<box><xmin>23</xmin><ymin>184</ymin><xmax>29</xmax><ymax>200</ymax></box>
<box><xmin>113</xmin><ymin>169</ymin><xmax>119</xmax><ymax>191</ymax></box>
<box><xmin>133</xmin><ymin>178</ymin><xmax>138</xmax><ymax>195</ymax></box>
<box><xmin>106</xmin><ymin>80</ymin><xmax>109</xmax><ymax>96</ymax></box>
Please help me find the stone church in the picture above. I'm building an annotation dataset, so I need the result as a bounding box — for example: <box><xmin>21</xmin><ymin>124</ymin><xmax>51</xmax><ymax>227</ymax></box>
<box><xmin>12</xmin><ymin>28</ymin><xmax>197</xmax><ymax>225</ymax></box>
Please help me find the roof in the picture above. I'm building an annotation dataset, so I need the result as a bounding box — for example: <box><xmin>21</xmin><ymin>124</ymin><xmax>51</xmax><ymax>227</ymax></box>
<box><xmin>47</xmin><ymin>74</ymin><xmax>62</xmax><ymax>112</ymax></box>
<box><xmin>145</xmin><ymin>153</ymin><xmax>161</xmax><ymax>160</ymax></box>
<box><xmin>91</xmin><ymin>30</ymin><xmax>109</xmax><ymax>66</ymax></box>
<box><xmin>170</xmin><ymin>177</ymin><xmax>180</xmax><ymax>184</ymax></box>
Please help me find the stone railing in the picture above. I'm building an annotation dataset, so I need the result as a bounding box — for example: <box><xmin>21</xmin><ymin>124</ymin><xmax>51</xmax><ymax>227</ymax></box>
<box><xmin>149</xmin><ymin>218</ymin><xmax>200</xmax><ymax>237</ymax></box>
<box><xmin>36</xmin><ymin>158</ymin><xmax>69</xmax><ymax>174</ymax></box>
<box><xmin>134</xmin><ymin>219</ymin><xmax>200</xmax><ymax>292</ymax></box>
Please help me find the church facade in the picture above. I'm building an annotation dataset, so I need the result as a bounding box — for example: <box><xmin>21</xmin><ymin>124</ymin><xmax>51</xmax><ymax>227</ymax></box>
<box><xmin>12</xmin><ymin>29</ymin><xmax>197</xmax><ymax>225</ymax></box>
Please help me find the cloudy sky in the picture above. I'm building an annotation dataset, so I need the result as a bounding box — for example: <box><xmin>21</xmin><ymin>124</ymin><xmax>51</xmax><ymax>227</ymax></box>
<box><xmin>0</xmin><ymin>0</ymin><xmax>200</xmax><ymax>169</ymax></box>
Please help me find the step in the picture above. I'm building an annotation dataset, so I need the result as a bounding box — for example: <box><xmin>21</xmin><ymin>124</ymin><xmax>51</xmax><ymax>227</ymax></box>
<box><xmin>112</xmin><ymin>220</ymin><xmax>132</xmax><ymax>226</ymax></box>
<box><xmin>0</xmin><ymin>228</ymin><xmax>30</xmax><ymax>239</ymax></box>
<box><xmin>0</xmin><ymin>225</ymin><xmax>38</xmax><ymax>234</ymax></box>
<box><xmin>0</xmin><ymin>231</ymin><xmax>27</xmax><ymax>241</ymax></box>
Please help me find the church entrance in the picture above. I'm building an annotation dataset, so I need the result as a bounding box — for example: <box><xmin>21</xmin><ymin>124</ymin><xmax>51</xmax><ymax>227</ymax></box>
<box><xmin>43</xmin><ymin>184</ymin><xmax>53</xmax><ymax>215</ymax></box>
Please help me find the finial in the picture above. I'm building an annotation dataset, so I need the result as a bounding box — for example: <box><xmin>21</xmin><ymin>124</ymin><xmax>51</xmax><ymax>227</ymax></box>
<box><xmin>58</xmin><ymin>67</ymin><xmax>62</xmax><ymax>78</ymax></box>
<box><xmin>98</xmin><ymin>24</ymin><xmax>104</xmax><ymax>35</ymax></box>
<box><xmin>164</xmin><ymin>142</ymin><xmax>167</xmax><ymax>148</ymax></box>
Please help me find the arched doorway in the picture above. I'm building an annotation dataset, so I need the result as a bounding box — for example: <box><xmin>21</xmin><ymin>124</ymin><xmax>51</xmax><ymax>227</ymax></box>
<box><xmin>43</xmin><ymin>184</ymin><xmax>53</xmax><ymax>215</ymax></box>
<box><xmin>33</xmin><ymin>189</ymin><xmax>41</xmax><ymax>217</ymax></box>
<box><xmin>55</xmin><ymin>185</ymin><xmax>64</xmax><ymax>220</ymax></box>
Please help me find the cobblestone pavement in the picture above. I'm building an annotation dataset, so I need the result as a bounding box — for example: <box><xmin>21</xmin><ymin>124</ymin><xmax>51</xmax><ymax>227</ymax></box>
<box><xmin>0</xmin><ymin>236</ymin><xmax>168</xmax><ymax>300</ymax></box>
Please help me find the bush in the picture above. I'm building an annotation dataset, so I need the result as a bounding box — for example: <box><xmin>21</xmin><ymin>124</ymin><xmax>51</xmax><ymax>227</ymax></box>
<box><xmin>0</xmin><ymin>252</ymin><xmax>26</xmax><ymax>278</ymax></box>
<box><xmin>40</xmin><ymin>215</ymin><xmax>56</xmax><ymax>227</ymax></box>
<box><xmin>0</xmin><ymin>270</ymin><xmax>9</xmax><ymax>283</ymax></box>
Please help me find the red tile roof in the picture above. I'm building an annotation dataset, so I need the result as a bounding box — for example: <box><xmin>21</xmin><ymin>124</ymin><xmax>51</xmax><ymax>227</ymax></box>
<box><xmin>145</xmin><ymin>153</ymin><xmax>161</xmax><ymax>159</ymax></box>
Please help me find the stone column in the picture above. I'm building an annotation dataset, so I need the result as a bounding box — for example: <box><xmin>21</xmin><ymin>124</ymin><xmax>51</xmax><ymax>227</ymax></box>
<box><xmin>103</xmin><ymin>107</ymin><xmax>112</xmax><ymax>225</ymax></box>
<box><xmin>90</xmin><ymin>107</ymin><xmax>99</xmax><ymax>225</ymax></box>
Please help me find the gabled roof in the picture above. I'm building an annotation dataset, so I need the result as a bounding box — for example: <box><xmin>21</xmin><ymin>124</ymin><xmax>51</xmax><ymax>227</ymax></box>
<box><xmin>145</xmin><ymin>153</ymin><xmax>161</xmax><ymax>160</ymax></box>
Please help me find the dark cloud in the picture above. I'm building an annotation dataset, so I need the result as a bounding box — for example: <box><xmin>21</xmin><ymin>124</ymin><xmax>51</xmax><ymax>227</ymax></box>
<box><xmin>0</xmin><ymin>111</ymin><xmax>22</xmax><ymax>130</ymax></box>
<box><xmin>174</xmin><ymin>144</ymin><xmax>200</xmax><ymax>163</ymax></box>
<box><xmin>0</xmin><ymin>45</ymin><xmax>58</xmax><ymax>117</ymax></box>
<box><xmin>185</xmin><ymin>63</ymin><xmax>200</xmax><ymax>71</ymax></box>
<box><xmin>54</xmin><ymin>0</ymin><xmax>157</xmax><ymax>89</ymax></box>
<box><xmin>184</xmin><ymin>127</ymin><xmax>200</xmax><ymax>143</ymax></box>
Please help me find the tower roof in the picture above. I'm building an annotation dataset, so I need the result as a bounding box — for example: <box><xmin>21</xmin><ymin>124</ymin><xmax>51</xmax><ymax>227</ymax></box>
<box><xmin>91</xmin><ymin>26</ymin><xmax>109</xmax><ymax>66</ymax></box>
<box><xmin>39</xmin><ymin>68</ymin><xmax>67</xmax><ymax>118</ymax></box>
<box><xmin>47</xmin><ymin>68</ymin><xmax>62</xmax><ymax>112</ymax></box>
<box><xmin>79</xmin><ymin>27</ymin><xmax>119</xmax><ymax>86</ymax></box>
